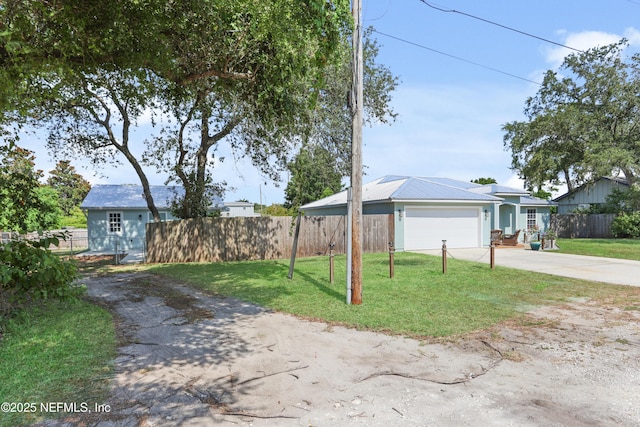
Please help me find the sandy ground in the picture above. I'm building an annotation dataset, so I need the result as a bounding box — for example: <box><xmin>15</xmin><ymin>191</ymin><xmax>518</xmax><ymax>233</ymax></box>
<box><xmin>38</xmin><ymin>271</ymin><xmax>640</xmax><ymax>427</ymax></box>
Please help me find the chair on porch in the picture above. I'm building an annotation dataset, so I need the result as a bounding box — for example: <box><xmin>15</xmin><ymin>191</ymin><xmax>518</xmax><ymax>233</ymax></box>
<box><xmin>490</xmin><ymin>229</ymin><xmax>503</xmax><ymax>245</ymax></box>
<box><xmin>501</xmin><ymin>229</ymin><xmax>521</xmax><ymax>246</ymax></box>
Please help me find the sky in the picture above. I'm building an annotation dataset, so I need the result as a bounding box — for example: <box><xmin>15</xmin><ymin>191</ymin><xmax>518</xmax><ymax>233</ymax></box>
<box><xmin>17</xmin><ymin>0</ymin><xmax>640</xmax><ymax>205</ymax></box>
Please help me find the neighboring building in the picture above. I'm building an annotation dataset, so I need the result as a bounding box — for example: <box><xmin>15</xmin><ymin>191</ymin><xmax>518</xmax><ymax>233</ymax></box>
<box><xmin>81</xmin><ymin>185</ymin><xmax>223</xmax><ymax>252</ymax></box>
<box><xmin>300</xmin><ymin>176</ymin><xmax>556</xmax><ymax>251</ymax></box>
<box><xmin>553</xmin><ymin>177</ymin><xmax>629</xmax><ymax>214</ymax></box>
<box><xmin>220</xmin><ymin>201</ymin><xmax>259</xmax><ymax>217</ymax></box>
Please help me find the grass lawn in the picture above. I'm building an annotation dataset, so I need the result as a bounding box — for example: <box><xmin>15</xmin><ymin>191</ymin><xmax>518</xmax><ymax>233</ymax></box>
<box><xmin>557</xmin><ymin>238</ymin><xmax>640</xmax><ymax>261</ymax></box>
<box><xmin>144</xmin><ymin>252</ymin><xmax>640</xmax><ymax>338</ymax></box>
<box><xmin>0</xmin><ymin>299</ymin><xmax>116</xmax><ymax>427</ymax></box>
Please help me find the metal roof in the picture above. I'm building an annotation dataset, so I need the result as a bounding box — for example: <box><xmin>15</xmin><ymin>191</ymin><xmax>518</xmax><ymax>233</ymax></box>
<box><xmin>80</xmin><ymin>185</ymin><xmax>224</xmax><ymax>210</ymax></box>
<box><xmin>520</xmin><ymin>195</ymin><xmax>558</xmax><ymax>206</ymax></box>
<box><xmin>301</xmin><ymin>176</ymin><xmax>504</xmax><ymax>210</ymax></box>
<box><xmin>468</xmin><ymin>184</ymin><xmax>529</xmax><ymax>196</ymax></box>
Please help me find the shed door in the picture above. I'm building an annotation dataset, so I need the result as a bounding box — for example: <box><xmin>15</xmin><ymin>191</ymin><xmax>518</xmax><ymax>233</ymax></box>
<box><xmin>404</xmin><ymin>207</ymin><xmax>481</xmax><ymax>250</ymax></box>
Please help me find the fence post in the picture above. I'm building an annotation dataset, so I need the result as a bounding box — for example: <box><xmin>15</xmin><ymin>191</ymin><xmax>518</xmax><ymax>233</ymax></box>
<box><xmin>329</xmin><ymin>243</ymin><xmax>335</xmax><ymax>284</ymax></box>
<box><xmin>389</xmin><ymin>241</ymin><xmax>395</xmax><ymax>278</ymax></box>
<box><xmin>442</xmin><ymin>240</ymin><xmax>447</xmax><ymax>274</ymax></box>
<box><xmin>288</xmin><ymin>212</ymin><xmax>302</xmax><ymax>280</ymax></box>
<box><xmin>490</xmin><ymin>241</ymin><xmax>495</xmax><ymax>269</ymax></box>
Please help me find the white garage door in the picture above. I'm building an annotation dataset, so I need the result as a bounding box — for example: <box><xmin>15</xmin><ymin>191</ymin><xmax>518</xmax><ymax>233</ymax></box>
<box><xmin>404</xmin><ymin>207</ymin><xmax>481</xmax><ymax>250</ymax></box>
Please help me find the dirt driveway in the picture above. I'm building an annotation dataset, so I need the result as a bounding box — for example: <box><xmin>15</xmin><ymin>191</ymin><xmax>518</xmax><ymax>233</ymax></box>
<box><xmin>40</xmin><ymin>271</ymin><xmax>640</xmax><ymax>427</ymax></box>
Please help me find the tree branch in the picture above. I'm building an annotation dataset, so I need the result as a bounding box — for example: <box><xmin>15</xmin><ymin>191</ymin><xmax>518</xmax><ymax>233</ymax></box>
<box><xmin>180</xmin><ymin>69</ymin><xmax>254</xmax><ymax>85</ymax></box>
<box><xmin>357</xmin><ymin>341</ymin><xmax>503</xmax><ymax>385</ymax></box>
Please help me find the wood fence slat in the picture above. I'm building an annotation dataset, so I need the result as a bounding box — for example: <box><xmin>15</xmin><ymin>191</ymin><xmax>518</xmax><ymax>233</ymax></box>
<box><xmin>551</xmin><ymin>214</ymin><xmax>616</xmax><ymax>238</ymax></box>
<box><xmin>146</xmin><ymin>214</ymin><xmax>391</xmax><ymax>263</ymax></box>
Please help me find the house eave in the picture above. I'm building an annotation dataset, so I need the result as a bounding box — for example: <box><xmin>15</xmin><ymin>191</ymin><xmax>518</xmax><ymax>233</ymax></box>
<box><xmin>391</xmin><ymin>198</ymin><xmax>498</xmax><ymax>204</ymax></box>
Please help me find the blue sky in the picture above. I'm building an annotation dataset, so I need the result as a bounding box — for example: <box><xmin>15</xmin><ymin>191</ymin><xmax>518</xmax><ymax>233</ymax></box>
<box><xmin>19</xmin><ymin>0</ymin><xmax>640</xmax><ymax>204</ymax></box>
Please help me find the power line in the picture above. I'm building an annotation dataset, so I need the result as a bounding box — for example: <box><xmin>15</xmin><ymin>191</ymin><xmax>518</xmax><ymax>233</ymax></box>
<box><xmin>622</xmin><ymin>0</ymin><xmax>640</xmax><ymax>6</ymax></box>
<box><xmin>418</xmin><ymin>0</ymin><xmax>584</xmax><ymax>53</ymax></box>
<box><xmin>372</xmin><ymin>29</ymin><xmax>542</xmax><ymax>85</ymax></box>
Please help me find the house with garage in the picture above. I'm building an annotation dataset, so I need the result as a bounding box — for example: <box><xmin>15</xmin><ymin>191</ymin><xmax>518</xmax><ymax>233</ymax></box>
<box><xmin>300</xmin><ymin>176</ymin><xmax>555</xmax><ymax>251</ymax></box>
<box><xmin>81</xmin><ymin>185</ymin><xmax>224</xmax><ymax>252</ymax></box>
<box><xmin>553</xmin><ymin>177</ymin><xmax>629</xmax><ymax>214</ymax></box>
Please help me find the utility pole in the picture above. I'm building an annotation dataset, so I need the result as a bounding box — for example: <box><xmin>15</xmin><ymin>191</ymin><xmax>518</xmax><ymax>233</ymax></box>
<box><xmin>350</xmin><ymin>0</ymin><xmax>363</xmax><ymax>305</ymax></box>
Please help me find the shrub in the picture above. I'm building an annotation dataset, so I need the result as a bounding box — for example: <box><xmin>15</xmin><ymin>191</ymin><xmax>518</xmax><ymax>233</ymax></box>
<box><xmin>611</xmin><ymin>212</ymin><xmax>640</xmax><ymax>238</ymax></box>
<box><xmin>0</xmin><ymin>233</ymin><xmax>82</xmax><ymax>317</ymax></box>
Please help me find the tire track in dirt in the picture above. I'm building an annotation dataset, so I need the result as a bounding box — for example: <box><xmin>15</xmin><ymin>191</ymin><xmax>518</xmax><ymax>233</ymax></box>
<box><xmin>36</xmin><ymin>272</ymin><xmax>640</xmax><ymax>426</ymax></box>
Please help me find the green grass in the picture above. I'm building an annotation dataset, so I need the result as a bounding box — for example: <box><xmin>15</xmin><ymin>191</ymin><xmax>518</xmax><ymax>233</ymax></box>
<box><xmin>0</xmin><ymin>299</ymin><xmax>116</xmax><ymax>427</ymax></box>
<box><xmin>144</xmin><ymin>252</ymin><xmax>640</xmax><ymax>338</ymax></box>
<box><xmin>556</xmin><ymin>238</ymin><xmax>640</xmax><ymax>261</ymax></box>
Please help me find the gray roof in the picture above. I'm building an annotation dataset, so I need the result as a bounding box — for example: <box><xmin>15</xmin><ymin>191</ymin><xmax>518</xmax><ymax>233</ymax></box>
<box><xmin>81</xmin><ymin>185</ymin><xmax>224</xmax><ymax>210</ymax></box>
<box><xmin>301</xmin><ymin>176</ymin><xmax>505</xmax><ymax>210</ymax></box>
<box><xmin>520</xmin><ymin>195</ymin><xmax>557</xmax><ymax>207</ymax></box>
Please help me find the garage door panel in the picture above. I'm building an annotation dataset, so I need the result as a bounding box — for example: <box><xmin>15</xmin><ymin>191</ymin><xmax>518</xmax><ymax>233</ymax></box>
<box><xmin>405</xmin><ymin>207</ymin><xmax>480</xmax><ymax>250</ymax></box>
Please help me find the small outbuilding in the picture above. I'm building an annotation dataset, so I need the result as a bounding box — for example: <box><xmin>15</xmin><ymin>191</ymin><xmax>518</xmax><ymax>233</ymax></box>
<box><xmin>553</xmin><ymin>177</ymin><xmax>629</xmax><ymax>214</ymax></box>
<box><xmin>300</xmin><ymin>176</ymin><xmax>555</xmax><ymax>250</ymax></box>
<box><xmin>80</xmin><ymin>185</ymin><xmax>223</xmax><ymax>252</ymax></box>
<box><xmin>220</xmin><ymin>201</ymin><xmax>260</xmax><ymax>217</ymax></box>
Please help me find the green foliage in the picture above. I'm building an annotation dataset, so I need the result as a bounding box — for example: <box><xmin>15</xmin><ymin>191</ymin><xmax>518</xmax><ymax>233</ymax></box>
<box><xmin>0</xmin><ymin>146</ymin><xmax>62</xmax><ymax>232</ymax></box>
<box><xmin>285</xmin><ymin>144</ymin><xmax>343</xmax><ymax>209</ymax></box>
<box><xmin>471</xmin><ymin>177</ymin><xmax>497</xmax><ymax>184</ymax></box>
<box><xmin>261</xmin><ymin>204</ymin><xmax>295</xmax><ymax>216</ymax></box>
<box><xmin>297</xmin><ymin>27</ymin><xmax>399</xmax><ymax>177</ymax></box>
<box><xmin>611</xmin><ymin>212</ymin><xmax>640</xmax><ymax>238</ymax></box>
<box><xmin>602</xmin><ymin>186</ymin><xmax>640</xmax><ymax>213</ymax></box>
<box><xmin>503</xmin><ymin>40</ymin><xmax>640</xmax><ymax>191</ymax></box>
<box><xmin>0</xmin><ymin>234</ymin><xmax>82</xmax><ymax>317</ymax></box>
<box><xmin>530</xmin><ymin>187</ymin><xmax>552</xmax><ymax>201</ymax></box>
<box><xmin>47</xmin><ymin>160</ymin><xmax>91</xmax><ymax>216</ymax></box>
<box><xmin>2</xmin><ymin>1</ymin><xmax>352</xmax><ymax>220</ymax></box>
<box><xmin>169</xmin><ymin>180</ymin><xmax>225</xmax><ymax>220</ymax></box>
<box><xmin>59</xmin><ymin>206</ymin><xmax>88</xmax><ymax>228</ymax></box>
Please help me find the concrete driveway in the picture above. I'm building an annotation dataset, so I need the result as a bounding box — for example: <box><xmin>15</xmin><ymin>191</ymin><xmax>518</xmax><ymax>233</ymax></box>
<box><xmin>414</xmin><ymin>247</ymin><xmax>640</xmax><ymax>287</ymax></box>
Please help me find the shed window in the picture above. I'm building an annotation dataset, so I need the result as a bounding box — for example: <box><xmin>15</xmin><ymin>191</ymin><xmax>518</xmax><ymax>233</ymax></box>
<box><xmin>526</xmin><ymin>208</ymin><xmax>537</xmax><ymax>230</ymax></box>
<box><xmin>108</xmin><ymin>212</ymin><xmax>122</xmax><ymax>234</ymax></box>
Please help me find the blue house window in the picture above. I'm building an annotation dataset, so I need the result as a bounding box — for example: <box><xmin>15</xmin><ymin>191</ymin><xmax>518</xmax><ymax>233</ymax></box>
<box><xmin>108</xmin><ymin>212</ymin><xmax>122</xmax><ymax>234</ymax></box>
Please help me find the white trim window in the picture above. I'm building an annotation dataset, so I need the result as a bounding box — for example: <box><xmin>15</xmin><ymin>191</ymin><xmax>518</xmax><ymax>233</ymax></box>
<box><xmin>526</xmin><ymin>208</ymin><xmax>537</xmax><ymax>231</ymax></box>
<box><xmin>107</xmin><ymin>211</ymin><xmax>123</xmax><ymax>234</ymax></box>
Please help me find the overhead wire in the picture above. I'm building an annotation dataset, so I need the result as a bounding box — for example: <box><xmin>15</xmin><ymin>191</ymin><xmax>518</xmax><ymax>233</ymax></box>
<box><xmin>372</xmin><ymin>29</ymin><xmax>542</xmax><ymax>85</ymax></box>
<box><xmin>418</xmin><ymin>0</ymin><xmax>584</xmax><ymax>53</ymax></box>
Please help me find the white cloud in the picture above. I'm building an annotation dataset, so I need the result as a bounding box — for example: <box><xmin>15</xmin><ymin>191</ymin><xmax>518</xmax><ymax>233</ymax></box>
<box><xmin>544</xmin><ymin>27</ymin><xmax>640</xmax><ymax>69</ymax></box>
<box><xmin>623</xmin><ymin>27</ymin><xmax>640</xmax><ymax>46</ymax></box>
<box><xmin>504</xmin><ymin>174</ymin><xmax>525</xmax><ymax>190</ymax></box>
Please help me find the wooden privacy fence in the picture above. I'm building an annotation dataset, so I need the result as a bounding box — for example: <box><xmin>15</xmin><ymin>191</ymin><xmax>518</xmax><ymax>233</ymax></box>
<box><xmin>551</xmin><ymin>214</ymin><xmax>616</xmax><ymax>238</ymax></box>
<box><xmin>146</xmin><ymin>215</ymin><xmax>393</xmax><ymax>263</ymax></box>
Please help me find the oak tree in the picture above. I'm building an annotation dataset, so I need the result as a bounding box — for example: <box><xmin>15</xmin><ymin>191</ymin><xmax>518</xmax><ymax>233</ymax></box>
<box><xmin>1</xmin><ymin>0</ymin><xmax>351</xmax><ymax>218</ymax></box>
<box><xmin>503</xmin><ymin>41</ymin><xmax>640</xmax><ymax>191</ymax></box>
